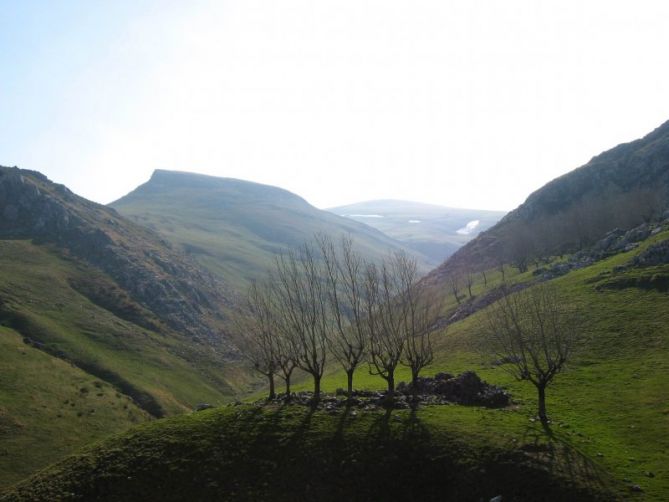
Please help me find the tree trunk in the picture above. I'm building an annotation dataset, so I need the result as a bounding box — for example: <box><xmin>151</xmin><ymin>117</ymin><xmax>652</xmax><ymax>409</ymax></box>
<box><xmin>313</xmin><ymin>374</ymin><xmax>321</xmax><ymax>399</ymax></box>
<box><xmin>346</xmin><ymin>369</ymin><xmax>354</xmax><ymax>398</ymax></box>
<box><xmin>482</xmin><ymin>271</ymin><xmax>487</xmax><ymax>286</ymax></box>
<box><xmin>268</xmin><ymin>373</ymin><xmax>276</xmax><ymax>400</ymax></box>
<box><xmin>386</xmin><ymin>371</ymin><xmax>395</xmax><ymax>395</ymax></box>
<box><xmin>537</xmin><ymin>384</ymin><xmax>547</xmax><ymax>425</ymax></box>
<box><xmin>284</xmin><ymin>376</ymin><xmax>291</xmax><ymax>400</ymax></box>
<box><xmin>411</xmin><ymin>368</ymin><xmax>419</xmax><ymax>398</ymax></box>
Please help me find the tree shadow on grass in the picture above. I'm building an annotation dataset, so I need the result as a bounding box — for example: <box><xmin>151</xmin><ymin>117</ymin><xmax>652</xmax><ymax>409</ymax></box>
<box><xmin>505</xmin><ymin>421</ymin><xmax>618</xmax><ymax>497</ymax></box>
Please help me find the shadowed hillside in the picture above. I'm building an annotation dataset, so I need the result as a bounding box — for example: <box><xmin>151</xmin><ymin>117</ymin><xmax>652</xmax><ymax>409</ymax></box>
<box><xmin>425</xmin><ymin>120</ymin><xmax>669</xmax><ymax>285</ymax></box>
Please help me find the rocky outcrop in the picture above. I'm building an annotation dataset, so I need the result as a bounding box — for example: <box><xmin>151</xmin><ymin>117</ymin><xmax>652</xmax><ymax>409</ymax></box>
<box><xmin>630</xmin><ymin>239</ymin><xmax>669</xmax><ymax>267</ymax></box>
<box><xmin>0</xmin><ymin>166</ymin><xmax>233</xmax><ymax>347</ymax></box>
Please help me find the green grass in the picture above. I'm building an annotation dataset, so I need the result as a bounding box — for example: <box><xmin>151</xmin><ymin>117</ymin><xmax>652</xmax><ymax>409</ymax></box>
<box><xmin>284</xmin><ymin>232</ymin><xmax>669</xmax><ymax>499</ymax></box>
<box><xmin>0</xmin><ymin>404</ymin><xmax>618</xmax><ymax>501</ymax></box>
<box><xmin>0</xmin><ymin>326</ymin><xmax>150</xmax><ymax>488</ymax></box>
<box><xmin>111</xmin><ymin>170</ymin><xmax>434</xmax><ymax>290</ymax></box>
<box><xmin>0</xmin><ymin>240</ymin><xmax>250</xmax><ymax>489</ymax></box>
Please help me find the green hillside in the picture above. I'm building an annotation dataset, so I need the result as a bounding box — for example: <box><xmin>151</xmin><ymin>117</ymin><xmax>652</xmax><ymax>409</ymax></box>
<box><xmin>287</xmin><ymin>225</ymin><xmax>669</xmax><ymax>500</ymax></box>
<box><xmin>111</xmin><ymin>171</ymin><xmax>433</xmax><ymax>289</ymax></box>
<box><xmin>0</xmin><ymin>168</ymin><xmax>253</xmax><ymax>489</ymax></box>
<box><xmin>5</xmin><ymin>217</ymin><xmax>668</xmax><ymax>500</ymax></box>
<box><xmin>0</xmin><ymin>404</ymin><xmax>617</xmax><ymax>501</ymax></box>
<box><xmin>0</xmin><ymin>240</ymin><xmax>248</xmax><ymax>489</ymax></box>
<box><xmin>329</xmin><ymin>199</ymin><xmax>505</xmax><ymax>264</ymax></box>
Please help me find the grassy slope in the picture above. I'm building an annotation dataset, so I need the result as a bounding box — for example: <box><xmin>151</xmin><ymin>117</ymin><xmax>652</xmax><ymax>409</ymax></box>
<box><xmin>289</xmin><ymin>231</ymin><xmax>669</xmax><ymax>500</ymax></box>
<box><xmin>0</xmin><ymin>240</ymin><xmax>248</xmax><ymax>489</ymax></box>
<box><xmin>6</xmin><ymin>235</ymin><xmax>668</xmax><ymax>499</ymax></box>
<box><xmin>111</xmin><ymin>172</ymin><xmax>433</xmax><ymax>291</ymax></box>
<box><xmin>0</xmin><ymin>326</ymin><xmax>149</xmax><ymax>489</ymax></box>
<box><xmin>1</xmin><ymin>405</ymin><xmax>616</xmax><ymax>501</ymax></box>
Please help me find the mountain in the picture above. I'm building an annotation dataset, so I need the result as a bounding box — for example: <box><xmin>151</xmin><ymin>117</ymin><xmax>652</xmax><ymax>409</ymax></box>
<box><xmin>0</xmin><ymin>167</ymin><xmax>248</xmax><ymax>489</ymax></box>
<box><xmin>110</xmin><ymin>171</ymin><xmax>433</xmax><ymax>290</ymax></box>
<box><xmin>425</xmin><ymin>119</ymin><xmax>669</xmax><ymax>284</ymax></box>
<box><xmin>329</xmin><ymin>199</ymin><xmax>505</xmax><ymax>265</ymax></box>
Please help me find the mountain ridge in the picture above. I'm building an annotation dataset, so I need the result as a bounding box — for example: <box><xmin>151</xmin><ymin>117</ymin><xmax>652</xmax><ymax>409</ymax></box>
<box><xmin>111</xmin><ymin>170</ymin><xmax>433</xmax><ymax>288</ymax></box>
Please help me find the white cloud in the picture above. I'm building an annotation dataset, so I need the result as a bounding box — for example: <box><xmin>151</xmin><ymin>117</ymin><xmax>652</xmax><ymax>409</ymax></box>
<box><xmin>456</xmin><ymin>220</ymin><xmax>480</xmax><ymax>235</ymax></box>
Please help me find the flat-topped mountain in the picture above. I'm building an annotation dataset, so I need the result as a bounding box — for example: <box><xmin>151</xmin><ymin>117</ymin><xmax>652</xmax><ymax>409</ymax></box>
<box><xmin>329</xmin><ymin>199</ymin><xmax>505</xmax><ymax>264</ymax></box>
<box><xmin>111</xmin><ymin>170</ymin><xmax>431</xmax><ymax>288</ymax></box>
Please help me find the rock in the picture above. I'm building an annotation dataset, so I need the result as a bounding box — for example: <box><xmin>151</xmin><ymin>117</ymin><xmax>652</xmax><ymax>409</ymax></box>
<box><xmin>434</xmin><ymin>372</ymin><xmax>453</xmax><ymax>381</ymax></box>
<box><xmin>631</xmin><ymin>239</ymin><xmax>669</xmax><ymax>267</ymax></box>
<box><xmin>645</xmin><ymin>471</ymin><xmax>655</xmax><ymax>478</ymax></box>
<box><xmin>629</xmin><ymin>484</ymin><xmax>643</xmax><ymax>493</ymax></box>
<box><xmin>194</xmin><ymin>403</ymin><xmax>214</xmax><ymax>411</ymax></box>
<box><xmin>490</xmin><ymin>496</ymin><xmax>503</xmax><ymax>502</ymax></box>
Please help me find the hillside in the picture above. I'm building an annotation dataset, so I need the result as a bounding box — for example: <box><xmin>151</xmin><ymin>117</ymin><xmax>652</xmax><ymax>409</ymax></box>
<box><xmin>329</xmin><ymin>199</ymin><xmax>505</xmax><ymax>264</ymax></box>
<box><xmin>0</xmin><ymin>167</ymin><xmax>248</xmax><ymax>489</ymax></box>
<box><xmin>426</xmin><ymin>120</ymin><xmax>669</xmax><ymax>283</ymax></box>
<box><xmin>5</xmin><ymin>222</ymin><xmax>668</xmax><ymax>500</ymax></box>
<box><xmin>111</xmin><ymin>171</ymin><xmax>432</xmax><ymax>289</ymax></box>
<box><xmin>0</xmin><ymin>404</ymin><xmax>617</xmax><ymax>501</ymax></box>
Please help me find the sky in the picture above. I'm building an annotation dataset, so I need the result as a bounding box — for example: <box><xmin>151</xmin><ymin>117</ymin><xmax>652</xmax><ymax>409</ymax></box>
<box><xmin>2</xmin><ymin>1</ymin><xmax>669</xmax><ymax>211</ymax></box>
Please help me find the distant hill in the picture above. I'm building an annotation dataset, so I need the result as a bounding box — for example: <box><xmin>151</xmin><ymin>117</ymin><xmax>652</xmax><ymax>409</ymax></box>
<box><xmin>111</xmin><ymin>171</ymin><xmax>432</xmax><ymax>289</ymax></box>
<box><xmin>0</xmin><ymin>167</ymin><xmax>247</xmax><ymax>488</ymax></box>
<box><xmin>425</xmin><ymin>119</ymin><xmax>669</xmax><ymax>284</ymax></box>
<box><xmin>329</xmin><ymin>200</ymin><xmax>505</xmax><ymax>265</ymax></box>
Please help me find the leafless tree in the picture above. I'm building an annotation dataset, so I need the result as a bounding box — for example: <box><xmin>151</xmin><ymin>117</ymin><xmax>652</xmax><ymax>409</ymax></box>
<box><xmin>465</xmin><ymin>268</ymin><xmax>474</xmax><ymax>298</ymax></box>
<box><xmin>272</xmin><ymin>245</ymin><xmax>328</xmax><ymax>399</ymax></box>
<box><xmin>396</xmin><ymin>254</ymin><xmax>442</xmax><ymax>395</ymax></box>
<box><xmin>317</xmin><ymin>235</ymin><xmax>368</xmax><ymax>398</ymax></box>
<box><xmin>233</xmin><ymin>281</ymin><xmax>279</xmax><ymax>400</ymax></box>
<box><xmin>274</xmin><ymin>327</ymin><xmax>298</xmax><ymax>398</ymax></box>
<box><xmin>478</xmin><ymin>284</ymin><xmax>580</xmax><ymax>425</ymax></box>
<box><xmin>365</xmin><ymin>255</ymin><xmax>407</xmax><ymax>395</ymax></box>
<box><xmin>448</xmin><ymin>271</ymin><xmax>462</xmax><ymax>304</ymax></box>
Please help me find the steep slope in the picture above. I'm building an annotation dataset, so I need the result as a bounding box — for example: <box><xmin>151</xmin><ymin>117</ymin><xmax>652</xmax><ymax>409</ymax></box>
<box><xmin>0</xmin><ymin>166</ymin><xmax>232</xmax><ymax>343</ymax></box>
<box><xmin>329</xmin><ymin>199</ymin><xmax>505</xmax><ymax>264</ymax></box>
<box><xmin>0</xmin><ymin>167</ymin><xmax>249</xmax><ymax>488</ymax></box>
<box><xmin>426</xmin><ymin>119</ymin><xmax>669</xmax><ymax>283</ymax></box>
<box><xmin>111</xmin><ymin>171</ymin><xmax>432</xmax><ymax>289</ymax></box>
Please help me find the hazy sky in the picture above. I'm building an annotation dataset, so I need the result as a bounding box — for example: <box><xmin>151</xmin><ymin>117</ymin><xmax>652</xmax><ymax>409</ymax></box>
<box><xmin>2</xmin><ymin>1</ymin><xmax>669</xmax><ymax>211</ymax></box>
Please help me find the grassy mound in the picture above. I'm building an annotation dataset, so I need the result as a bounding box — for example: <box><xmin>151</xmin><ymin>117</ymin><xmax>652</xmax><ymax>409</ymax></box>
<box><xmin>1</xmin><ymin>404</ymin><xmax>618</xmax><ymax>501</ymax></box>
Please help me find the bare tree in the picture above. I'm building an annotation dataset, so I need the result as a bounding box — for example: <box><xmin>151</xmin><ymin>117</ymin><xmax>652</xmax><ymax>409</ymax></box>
<box><xmin>448</xmin><ymin>272</ymin><xmax>462</xmax><ymax>304</ymax></box>
<box><xmin>274</xmin><ymin>328</ymin><xmax>298</xmax><ymax>399</ymax></box>
<box><xmin>365</xmin><ymin>255</ymin><xmax>407</xmax><ymax>395</ymax></box>
<box><xmin>233</xmin><ymin>281</ymin><xmax>278</xmax><ymax>400</ymax></box>
<box><xmin>272</xmin><ymin>245</ymin><xmax>328</xmax><ymax>398</ymax></box>
<box><xmin>479</xmin><ymin>284</ymin><xmax>580</xmax><ymax>425</ymax></box>
<box><xmin>465</xmin><ymin>268</ymin><xmax>474</xmax><ymax>298</ymax></box>
<box><xmin>317</xmin><ymin>235</ymin><xmax>368</xmax><ymax>398</ymax></box>
<box><xmin>396</xmin><ymin>254</ymin><xmax>442</xmax><ymax>395</ymax></box>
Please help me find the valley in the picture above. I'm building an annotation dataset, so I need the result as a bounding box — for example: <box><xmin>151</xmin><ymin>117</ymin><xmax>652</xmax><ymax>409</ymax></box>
<box><xmin>1</xmin><ymin>121</ymin><xmax>669</xmax><ymax>499</ymax></box>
